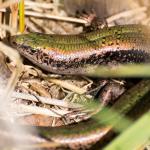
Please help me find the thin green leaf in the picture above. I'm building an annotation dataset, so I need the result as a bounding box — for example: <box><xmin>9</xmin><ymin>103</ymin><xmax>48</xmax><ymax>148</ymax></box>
<box><xmin>86</xmin><ymin>64</ymin><xmax>150</xmax><ymax>77</ymax></box>
<box><xmin>104</xmin><ymin>112</ymin><xmax>150</xmax><ymax>150</ymax></box>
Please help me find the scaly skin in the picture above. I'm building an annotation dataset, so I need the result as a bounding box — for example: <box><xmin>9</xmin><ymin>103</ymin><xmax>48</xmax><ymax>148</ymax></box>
<box><xmin>10</xmin><ymin>24</ymin><xmax>150</xmax><ymax>74</ymax></box>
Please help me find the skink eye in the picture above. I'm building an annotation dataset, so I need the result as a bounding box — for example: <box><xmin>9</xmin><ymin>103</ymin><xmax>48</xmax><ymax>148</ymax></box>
<box><xmin>12</xmin><ymin>41</ymin><xmax>16</xmax><ymax>45</ymax></box>
<box><xmin>11</xmin><ymin>41</ymin><xmax>17</xmax><ymax>46</ymax></box>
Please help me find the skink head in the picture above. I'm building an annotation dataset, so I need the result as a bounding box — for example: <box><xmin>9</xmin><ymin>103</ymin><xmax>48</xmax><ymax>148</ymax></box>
<box><xmin>9</xmin><ymin>33</ymin><xmax>41</xmax><ymax>60</ymax></box>
<box><xmin>10</xmin><ymin>33</ymin><xmax>49</xmax><ymax>49</ymax></box>
<box><xmin>10</xmin><ymin>34</ymin><xmax>29</xmax><ymax>48</ymax></box>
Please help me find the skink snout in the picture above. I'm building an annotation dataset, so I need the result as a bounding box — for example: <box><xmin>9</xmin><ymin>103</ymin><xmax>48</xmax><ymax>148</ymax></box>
<box><xmin>9</xmin><ymin>36</ymin><xmax>18</xmax><ymax>47</ymax></box>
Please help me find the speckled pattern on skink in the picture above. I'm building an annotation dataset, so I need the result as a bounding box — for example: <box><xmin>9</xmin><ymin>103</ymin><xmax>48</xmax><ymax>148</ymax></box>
<box><xmin>10</xmin><ymin>24</ymin><xmax>150</xmax><ymax>74</ymax></box>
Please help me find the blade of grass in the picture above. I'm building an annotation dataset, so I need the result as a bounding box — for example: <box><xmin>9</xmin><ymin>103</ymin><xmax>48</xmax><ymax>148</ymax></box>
<box><xmin>104</xmin><ymin>112</ymin><xmax>150</xmax><ymax>150</ymax></box>
<box><xmin>112</xmin><ymin>79</ymin><xmax>150</xmax><ymax>114</ymax></box>
<box><xmin>86</xmin><ymin>80</ymin><xmax>150</xmax><ymax>132</ymax></box>
<box><xmin>10</xmin><ymin>2</ymin><xmax>18</xmax><ymax>30</ymax></box>
<box><xmin>86</xmin><ymin>64</ymin><xmax>150</xmax><ymax>77</ymax></box>
<box><xmin>18</xmin><ymin>0</ymin><xmax>24</xmax><ymax>33</ymax></box>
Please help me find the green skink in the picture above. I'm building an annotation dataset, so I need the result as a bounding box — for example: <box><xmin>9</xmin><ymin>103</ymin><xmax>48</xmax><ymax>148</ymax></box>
<box><xmin>10</xmin><ymin>24</ymin><xmax>150</xmax><ymax>74</ymax></box>
<box><xmin>8</xmin><ymin>24</ymin><xmax>150</xmax><ymax>149</ymax></box>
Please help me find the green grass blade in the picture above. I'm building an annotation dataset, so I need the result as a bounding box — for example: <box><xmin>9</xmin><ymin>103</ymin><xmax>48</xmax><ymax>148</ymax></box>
<box><xmin>86</xmin><ymin>64</ymin><xmax>150</xmax><ymax>77</ymax></box>
<box><xmin>104</xmin><ymin>112</ymin><xmax>150</xmax><ymax>150</ymax></box>
<box><xmin>88</xmin><ymin>80</ymin><xmax>150</xmax><ymax>132</ymax></box>
<box><xmin>112</xmin><ymin>79</ymin><xmax>150</xmax><ymax>114</ymax></box>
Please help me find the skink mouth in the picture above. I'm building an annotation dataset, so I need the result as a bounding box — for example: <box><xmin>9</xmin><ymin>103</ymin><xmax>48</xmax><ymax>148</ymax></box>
<box><xmin>9</xmin><ymin>36</ymin><xmax>18</xmax><ymax>47</ymax></box>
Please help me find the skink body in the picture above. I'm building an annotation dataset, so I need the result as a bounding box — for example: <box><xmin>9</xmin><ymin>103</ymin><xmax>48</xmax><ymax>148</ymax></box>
<box><xmin>10</xmin><ymin>24</ymin><xmax>150</xmax><ymax>74</ymax></box>
<box><xmin>9</xmin><ymin>25</ymin><xmax>150</xmax><ymax>149</ymax></box>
